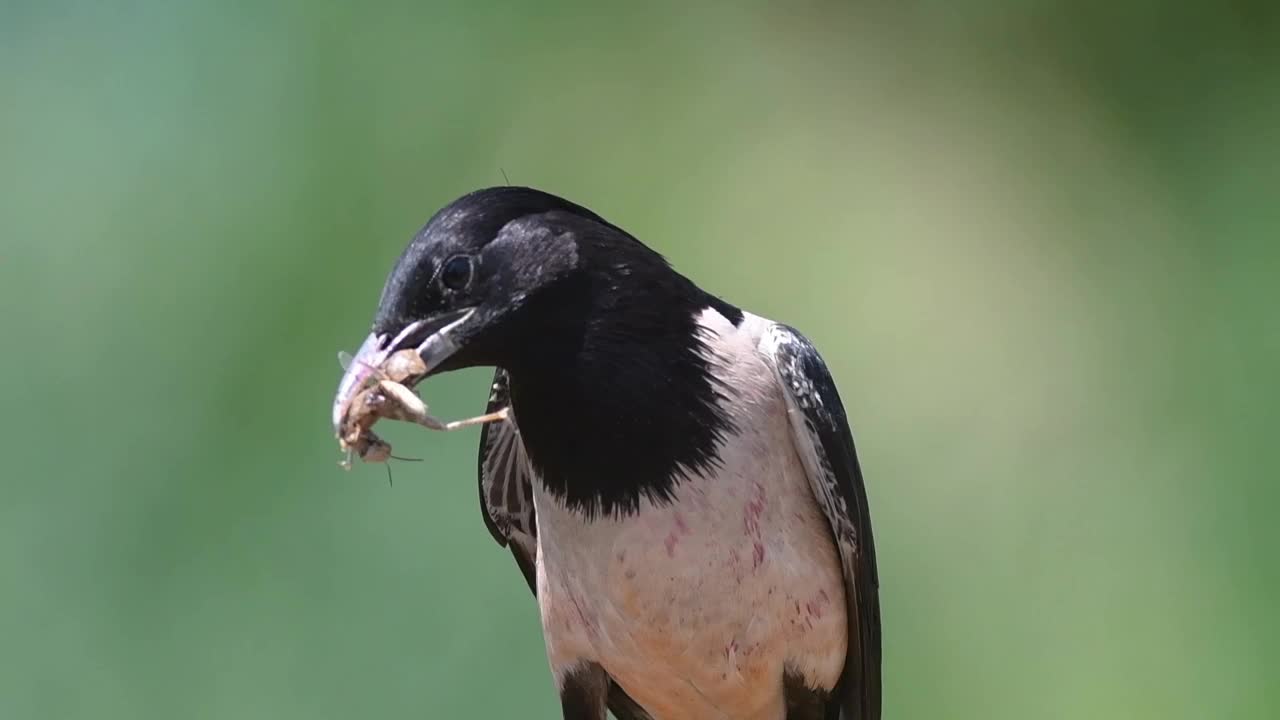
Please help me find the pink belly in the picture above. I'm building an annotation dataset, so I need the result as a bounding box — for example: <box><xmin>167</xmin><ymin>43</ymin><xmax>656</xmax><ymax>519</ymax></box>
<box><xmin>537</xmin><ymin>473</ymin><xmax>847</xmax><ymax>719</ymax></box>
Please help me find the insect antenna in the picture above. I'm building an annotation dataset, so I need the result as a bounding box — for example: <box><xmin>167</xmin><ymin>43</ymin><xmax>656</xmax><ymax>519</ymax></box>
<box><xmin>383</xmin><ymin>455</ymin><xmax>423</xmax><ymax>486</ymax></box>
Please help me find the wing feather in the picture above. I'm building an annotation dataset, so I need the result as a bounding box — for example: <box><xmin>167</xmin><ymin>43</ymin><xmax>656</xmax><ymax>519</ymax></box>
<box><xmin>763</xmin><ymin>324</ymin><xmax>882</xmax><ymax>720</ymax></box>
<box><xmin>477</xmin><ymin>369</ymin><xmax>538</xmax><ymax>591</ymax></box>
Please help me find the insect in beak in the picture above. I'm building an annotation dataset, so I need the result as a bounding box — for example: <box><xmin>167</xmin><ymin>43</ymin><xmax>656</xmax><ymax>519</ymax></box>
<box><xmin>331</xmin><ymin>334</ymin><xmax>508</xmax><ymax>472</ymax></box>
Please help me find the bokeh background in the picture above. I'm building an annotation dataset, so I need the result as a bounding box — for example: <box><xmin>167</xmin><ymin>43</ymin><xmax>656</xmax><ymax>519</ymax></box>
<box><xmin>3</xmin><ymin>1</ymin><xmax>1277</xmax><ymax>718</ymax></box>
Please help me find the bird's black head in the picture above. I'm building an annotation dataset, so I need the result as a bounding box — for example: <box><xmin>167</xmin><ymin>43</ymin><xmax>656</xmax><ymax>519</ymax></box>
<box><xmin>379</xmin><ymin>186</ymin><xmax>628</xmax><ymax>368</ymax></box>
<box><xmin>332</xmin><ymin>186</ymin><xmax>649</xmax><ymax>429</ymax></box>
<box><xmin>334</xmin><ymin>186</ymin><xmax>743</xmax><ymax>516</ymax></box>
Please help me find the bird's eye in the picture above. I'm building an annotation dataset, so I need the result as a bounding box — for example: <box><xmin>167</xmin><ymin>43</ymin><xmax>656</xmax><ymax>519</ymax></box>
<box><xmin>440</xmin><ymin>256</ymin><xmax>473</xmax><ymax>291</ymax></box>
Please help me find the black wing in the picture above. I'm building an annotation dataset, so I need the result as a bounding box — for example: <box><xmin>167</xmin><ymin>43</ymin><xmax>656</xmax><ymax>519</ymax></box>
<box><xmin>477</xmin><ymin>368</ymin><xmax>538</xmax><ymax>591</ymax></box>
<box><xmin>763</xmin><ymin>325</ymin><xmax>882</xmax><ymax>720</ymax></box>
<box><xmin>476</xmin><ymin>369</ymin><xmax>653</xmax><ymax>720</ymax></box>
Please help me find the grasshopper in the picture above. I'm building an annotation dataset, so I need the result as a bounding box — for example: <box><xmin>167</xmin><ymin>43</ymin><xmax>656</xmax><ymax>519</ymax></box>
<box><xmin>334</xmin><ymin>348</ymin><xmax>507</xmax><ymax>470</ymax></box>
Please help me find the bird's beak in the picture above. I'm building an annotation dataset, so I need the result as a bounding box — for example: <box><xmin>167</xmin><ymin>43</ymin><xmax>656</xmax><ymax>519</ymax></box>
<box><xmin>331</xmin><ymin>307</ymin><xmax>478</xmax><ymax>435</ymax></box>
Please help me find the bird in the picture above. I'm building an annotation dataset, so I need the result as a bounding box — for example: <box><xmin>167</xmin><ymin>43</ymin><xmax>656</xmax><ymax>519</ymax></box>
<box><xmin>331</xmin><ymin>186</ymin><xmax>881</xmax><ymax>720</ymax></box>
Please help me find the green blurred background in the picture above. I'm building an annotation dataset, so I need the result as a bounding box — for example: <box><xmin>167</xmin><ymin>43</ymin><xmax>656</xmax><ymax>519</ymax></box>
<box><xmin>3</xmin><ymin>1</ymin><xmax>1277</xmax><ymax>717</ymax></box>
